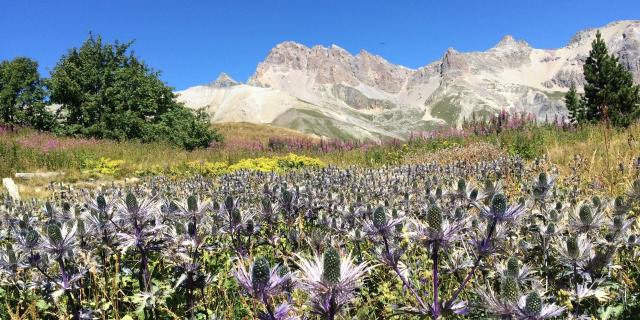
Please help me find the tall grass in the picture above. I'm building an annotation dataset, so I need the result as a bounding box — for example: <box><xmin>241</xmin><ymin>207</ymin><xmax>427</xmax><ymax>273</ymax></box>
<box><xmin>1</xmin><ymin>122</ymin><xmax>638</xmax><ymax>195</ymax></box>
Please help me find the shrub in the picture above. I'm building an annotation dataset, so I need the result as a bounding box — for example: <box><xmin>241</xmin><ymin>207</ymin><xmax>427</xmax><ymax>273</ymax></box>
<box><xmin>82</xmin><ymin>157</ymin><xmax>125</xmax><ymax>175</ymax></box>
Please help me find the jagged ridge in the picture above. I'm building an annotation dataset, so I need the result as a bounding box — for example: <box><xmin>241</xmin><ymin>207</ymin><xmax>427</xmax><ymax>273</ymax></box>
<box><xmin>177</xmin><ymin>20</ymin><xmax>640</xmax><ymax>141</ymax></box>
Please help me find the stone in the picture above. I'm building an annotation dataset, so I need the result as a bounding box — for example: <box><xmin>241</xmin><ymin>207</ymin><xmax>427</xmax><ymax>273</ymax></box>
<box><xmin>15</xmin><ymin>172</ymin><xmax>65</xmax><ymax>179</ymax></box>
<box><xmin>2</xmin><ymin>178</ymin><xmax>20</xmax><ymax>201</ymax></box>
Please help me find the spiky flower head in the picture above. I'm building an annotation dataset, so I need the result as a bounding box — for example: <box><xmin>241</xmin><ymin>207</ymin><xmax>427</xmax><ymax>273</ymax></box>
<box><xmin>546</xmin><ymin>222</ymin><xmax>556</xmax><ymax>235</ymax></box>
<box><xmin>578</xmin><ymin>204</ymin><xmax>593</xmax><ymax>225</ymax></box>
<box><xmin>251</xmin><ymin>257</ymin><xmax>270</xmax><ymax>291</ymax></box>
<box><xmin>282</xmin><ymin>190</ymin><xmax>293</xmax><ymax>205</ymax></box>
<box><xmin>567</xmin><ymin>237</ymin><xmax>579</xmax><ymax>258</ymax></box>
<box><xmin>555</xmin><ymin>202</ymin><xmax>563</xmax><ymax>211</ymax></box>
<box><xmin>187</xmin><ymin>221</ymin><xmax>196</xmax><ymax>237</ymax></box>
<box><xmin>261</xmin><ymin>197</ymin><xmax>272</xmax><ymax>213</ymax></box>
<box><xmin>538</xmin><ymin>172</ymin><xmax>548</xmax><ymax>185</ymax></box>
<box><xmin>231</xmin><ymin>209</ymin><xmax>242</xmax><ymax>225</ymax></box>
<box><xmin>125</xmin><ymin>193</ymin><xmax>138</xmax><ymax>212</ymax></box>
<box><xmin>187</xmin><ymin>195</ymin><xmax>197</xmax><ymax>212</ymax></box>
<box><xmin>469</xmin><ymin>188</ymin><xmax>478</xmax><ymax>201</ymax></box>
<box><xmin>500</xmin><ymin>276</ymin><xmax>519</xmax><ymax>303</ymax></box>
<box><xmin>613</xmin><ymin>216</ymin><xmax>623</xmax><ymax>230</ymax></box>
<box><xmin>506</xmin><ymin>257</ymin><xmax>519</xmax><ymax>278</ymax></box>
<box><xmin>373</xmin><ymin>207</ymin><xmax>387</xmax><ymax>229</ymax></box>
<box><xmin>25</xmin><ymin>227</ymin><xmax>40</xmax><ymax>248</ymax></box>
<box><xmin>45</xmin><ymin>202</ymin><xmax>54</xmax><ymax>216</ymax></box>
<box><xmin>491</xmin><ymin>194</ymin><xmax>508</xmax><ymax>216</ymax></box>
<box><xmin>427</xmin><ymin>205</ymin><xmax>443</xmax><ymax>231</ymax></box>
<box><xmin>524</xmin><ymin>292</ymin><xmax>542</xmax><ymax>316</ymax></box>
<box><xmin>96</xmin><ymin>195</ymin><xmax>107</xmax><ymax>212</ymax></box>
<box><xmin>592</xmin><ymin>196</ymin><xmax>602</xmax><ymax>208</ymax></box>
<box><xmin>225</xmin><ymin>195</ymin><xmax>235</xmax><ymax>213</ymax></box>
<box><xmin>548</xmin><ymin>209</ymin><xmax>558</xmax><ymax>221</ymax></box>
<box><xmin>614</xmin><ymin>196</ymin><xmax>624</xmax><ymax>208</ymax></box>
<box><xmin>323</xmin><ymin>247</ymin><xmax>341</xmax><ymax>285</ymax></box>
<box><xmin>47</xmin><ymin>222</ymin><xmax>63</xmax><ymax>245</ymax></box>
<box><xmin>435</xmin><ymin>186</ymin><xmax>442</xmax><ymax>198</ymax></box>
<box><xmin>457</xmin><ymin>178</ymin><xmax>466</xmax><ymax>193</ymax></box>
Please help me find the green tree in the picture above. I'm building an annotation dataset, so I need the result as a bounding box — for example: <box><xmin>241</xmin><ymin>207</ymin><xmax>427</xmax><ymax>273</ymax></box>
<box><xmin>582</xmin><ymin>31</ymin><xmax>640</xmax><ymax>127</ymax></box>
<box><xmin>48</xmin><ymin>34</ymin><xmax>221</xmax><ymax>149</ymax></box>
<box><xmin>0</xmin><ymin>57</ymin><xmax>55</xmax><ymax>130</ymax></box>
<box><xmin>565</xmin><ymin>84</ymin><xmax>583</xmax><ymax>124</ymax></box>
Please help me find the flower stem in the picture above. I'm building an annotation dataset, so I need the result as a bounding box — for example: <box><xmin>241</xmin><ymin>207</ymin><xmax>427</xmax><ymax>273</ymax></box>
<box><xmin>432</xmin><ymin>243</ymin><xmax>440</xmax><ymax>319</ymax></box>
<box><xmin>447</xmin><ymin>218</ymin><xmax>497</xmax><ymax>307</ymax></box>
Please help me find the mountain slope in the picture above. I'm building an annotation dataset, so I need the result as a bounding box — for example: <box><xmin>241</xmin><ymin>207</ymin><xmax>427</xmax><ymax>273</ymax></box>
<box><xmin>177</xmin><ymin>20</ymin><xmax>640</xmax><ymax>141</ymax></box>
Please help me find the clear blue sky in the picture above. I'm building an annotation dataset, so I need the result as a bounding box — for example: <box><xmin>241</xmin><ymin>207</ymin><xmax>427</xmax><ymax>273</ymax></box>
<box><xmin>1</xmin><ymin>0</ymin><xmax>638</xmax><ymax>90</ymax></box>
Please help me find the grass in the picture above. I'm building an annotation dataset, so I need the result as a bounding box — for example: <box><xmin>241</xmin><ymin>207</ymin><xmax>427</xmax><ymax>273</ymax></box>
<box><xmin>1</xmin><ymin>122</ymin><xmax>639</xmax><ymax>198</ymax></box>
<box><xmin>212</xmin><ymin>122</ymin><xmax>314</xmax><ymax>143</ymax></box>
<box><xmin>430</xmin><ymin>96</ymin><xmax>461</xmax><ymax>125</ymax></box>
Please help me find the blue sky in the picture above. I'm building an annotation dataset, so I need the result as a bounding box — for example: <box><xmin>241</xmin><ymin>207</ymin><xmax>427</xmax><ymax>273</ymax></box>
<box><xmin>1</xmin><ymin>0</ymin><xmax>638</xmax><ymax>90</ymax></box>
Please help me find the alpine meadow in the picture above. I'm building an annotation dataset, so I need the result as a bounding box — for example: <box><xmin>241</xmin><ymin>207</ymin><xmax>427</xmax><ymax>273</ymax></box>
<box><xmin>1</xmin><ymin>2</ymin><xmax>640</xmax><ymax>320</ymax></box>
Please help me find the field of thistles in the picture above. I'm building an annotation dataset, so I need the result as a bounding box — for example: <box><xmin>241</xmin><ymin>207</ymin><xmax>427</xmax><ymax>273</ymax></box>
<box><xmin>1</xmin><ymin>151</ymin><xmax>640</xmax><ymax>319</ymax></box>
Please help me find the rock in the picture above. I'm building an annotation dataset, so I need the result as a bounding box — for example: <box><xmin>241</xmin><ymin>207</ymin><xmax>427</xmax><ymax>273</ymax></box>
<box><xmin>209</xmin><ymin>73</ymin><xmax>239</xmax><ymax>88</ymax></box>
<box><xmin>550</xmin><ymin>69</ymin><xmax>585</xmax><ymax>88</ymax></box>
<box><xmin>15</xmin><ymin>172</ymin><xmax>65</xmax><ymax>179</ymax></box>
<box><xmin>2</xmin><ymin>178</ymin><xmax>20</xmax><ymax>201</ymax></box>
<box><xmin>125</xmin><ymin>177</ymin><xmax>141</xmax><ymax>184</ymax></box>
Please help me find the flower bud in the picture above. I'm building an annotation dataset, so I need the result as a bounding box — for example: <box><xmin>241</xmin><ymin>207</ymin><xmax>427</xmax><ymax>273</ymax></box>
<box><xmin>252</xmin><ymin>257</ymin><xmax>270</xmax><ymax>291</ymax></box>
<box><xmin>47</xmin><ymin>223</ymin><xmax>62</xmax><ymax>245</ymax></box>
<box><xmin>323</xmin><ymin>247</ymin><xmax>341</xmax><ymax>285</ymax></box>
<box><xmin>579</xmin><ymin>205</ymin><xmax>592</xmax><ymax>225</ymax></box>
<box><xmin>506</xmin><ymin>257</ymin><xmax>519</xmax><ymax>278</ymax></box>
<box><xmin>525</xmin><ymin>292</ymin><xmax>542</xmax><ymax>316</ymax></box>
<box><xmin>373</xmin><ymin>207</ymin><xmax>387</xmax><ymax>229</ymax></box>
<box><xmin>491</xmin><ymin>194</ymin><xmax>507</xmax><ymax>216</ymax></box>
<box><xmin>500</xmin><ymin>276</ymin><xmax>519</xmax><ymax>302</ymax></box>
<box><xmin>427</xmin><ymin>205</ymin><xmax>443</xmax><ymax>231</ymax></box>
<box><xmin>125</xmin><ymin>193</ymin><xmax>138</xmax><ymax>212</ymax></box>
<box><xmin>187</xmin><ymin>195</ymin><xmax>197</xmax><ymax>212</ymax></box>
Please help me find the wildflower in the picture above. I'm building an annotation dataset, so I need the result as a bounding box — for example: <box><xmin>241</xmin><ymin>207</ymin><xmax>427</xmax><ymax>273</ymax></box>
<box><xmin>234</xmin><ymin>256</ymin><xmax>291</xmax><ymax>300</ymax></box>
<box><xmin>296</xmin><ymin>247</ymin><xmax>374</xmax><ymax>318</ymax></box>
<box><xmin>41</xmin><ymin>221</ymin><xmax>77</xmax><ymax>258</ymax></box>
<box><xmin>569</xmin><ymin>203</ymin><xmax>604</xmax><ymax>234</ymax></box>
<box><xmin>555</xmin><ymin>235</ymin><xmax>593</xmax><ymax>267</ymax></box>
<box><xmin>531</xmin><ymin>172</ymin><xmax>555</xmax><ymax>205</ymax></box>
<box><xmin>496</xmin><ymin>257</ymin><xmax>536</xmax><ymax>284</ymax></box>
<box><xmin>409</xmin><ymin>204</ymin><xmax>466</xmax><ymax>247</ymax></box>
<box><xmin>515</xmin><ymin>291</ymin><xmax>566</xmax><ymax>319</ymax></box>
<box><xmin>364</xmin><ymin>206</ymin><xmax>404</xmax><ymax>239</ymax></box>
<box><xmin>476</xmin><ymin>279</ymin><xmax>518</xmax><ymax>317</ymax></box>
<box><xmin>476</xmin><ymin>193</ymin><xmax>526</xmax><ymax>223</ymax></box>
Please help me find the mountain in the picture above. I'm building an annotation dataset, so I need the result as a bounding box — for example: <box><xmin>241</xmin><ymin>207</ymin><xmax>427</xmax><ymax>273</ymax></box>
<box><xmin>177</xmin><ymin>20</ymin><xmax>640</xmax><ymax>141</ymax></box>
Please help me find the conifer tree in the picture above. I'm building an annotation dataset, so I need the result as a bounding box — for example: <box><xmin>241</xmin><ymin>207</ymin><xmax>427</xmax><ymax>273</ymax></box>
<box><xmin>565</xmin><ymin>84</ymin><xmax>582</xmax><ymax>124</ymax></box>
<box><xmin>581</xmin><ymin>31</ymin><xmax>640</xmax><ymax>127</ymax></box>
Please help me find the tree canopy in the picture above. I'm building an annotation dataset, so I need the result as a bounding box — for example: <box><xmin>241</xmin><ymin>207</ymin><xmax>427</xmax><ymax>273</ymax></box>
<box><xmin>48</xmin><ymin>34</ymin><xmax>221</xmax><ymax>149</ymax></box>
<box><xmin>566</xmin><ymin>31</ymin><xmax>640</xmax><ymax>127</ymax></box>
<box><xmin>0</xmin><ymin>57</ymin><xmax>55</xmax><ymax>130</ymax></box>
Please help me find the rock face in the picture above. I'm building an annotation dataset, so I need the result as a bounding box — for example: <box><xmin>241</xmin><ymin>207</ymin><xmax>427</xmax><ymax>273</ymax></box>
<box><xmin>209</xmin><ymin>73</ymin><xmax>239</xmax><ymax>88</ymax></box>
<box><xmin>177</xmin><ymin>20</ymin><xmax>640</xmax><ymax>140</ymax></box>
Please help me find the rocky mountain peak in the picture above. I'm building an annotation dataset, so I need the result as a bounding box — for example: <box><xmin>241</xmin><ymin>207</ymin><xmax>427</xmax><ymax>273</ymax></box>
<box><xmin>440</xmin><ymin>48</ymin><xmax>468</xmax><ymax>77</ymax></box>
<box><xmin>183</xmin><ymin>20</ymin><xmax>640</xmax><ymax>140</ymax></box>
<box><xmin>209</xmin><ymin>72</ymin><xmax>239</xmax><ymax>88</ymax></box>
<box><xmin>493</xmin><ymin>35</ymin><xmax>531</xmax><ymax>51</ymax></box>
